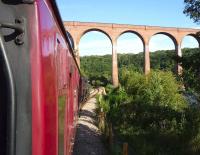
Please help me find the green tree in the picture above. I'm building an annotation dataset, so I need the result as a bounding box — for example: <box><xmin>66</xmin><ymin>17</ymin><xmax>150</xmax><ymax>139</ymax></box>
<box><xmin>181</xmin><ymin>48</ymin><xmax>200</xmax><ymax>93</ymax></box>
<box><xmin>99</xmin><ymin>70</ymin><xmax>197</xmax><ymax>154</ymax></box>
<box><xmin>184</xmin><ymin>0</ymin><xmax>200</xmax><ymax>24</ymax></box>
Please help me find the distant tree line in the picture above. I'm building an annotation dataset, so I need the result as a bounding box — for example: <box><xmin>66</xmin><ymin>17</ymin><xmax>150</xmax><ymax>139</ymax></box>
<box><xmin>80</xmin><ymin>48</ymin><xmax>199</xmax><ymax>92</ymax></box>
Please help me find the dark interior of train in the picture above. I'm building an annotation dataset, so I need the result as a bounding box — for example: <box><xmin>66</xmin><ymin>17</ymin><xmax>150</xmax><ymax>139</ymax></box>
<box><xmin>0</xmin><ymin>48</ymin><xmax>8</xmax><ymax>155</ymax></box>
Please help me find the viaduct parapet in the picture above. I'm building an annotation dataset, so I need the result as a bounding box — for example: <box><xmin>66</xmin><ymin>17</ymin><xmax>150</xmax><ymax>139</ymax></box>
<box><xmin>64</xmin><ymin>21</ymin><xmax>200</xmax><ymax>87</ymax></box>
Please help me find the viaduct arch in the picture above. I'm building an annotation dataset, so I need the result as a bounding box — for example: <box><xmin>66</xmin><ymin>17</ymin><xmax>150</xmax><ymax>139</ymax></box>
<box><xmin>64</xmin><ymin>21</ymin><xmax>200</xmax><ymax>87</ymax></box>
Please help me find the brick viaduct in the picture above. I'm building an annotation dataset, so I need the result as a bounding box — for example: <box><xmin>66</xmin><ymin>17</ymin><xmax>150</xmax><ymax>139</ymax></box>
<box><xmin>64</xmin><ymin>21</ymin><xmax>200</xmax><ymax>87</ymax></box>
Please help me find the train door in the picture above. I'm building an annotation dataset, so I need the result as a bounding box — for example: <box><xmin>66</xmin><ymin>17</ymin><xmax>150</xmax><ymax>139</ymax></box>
<box><xmin>0</xmin><ymin>2</ymin><xmax>32</xmax><ymax>155</ymax></box>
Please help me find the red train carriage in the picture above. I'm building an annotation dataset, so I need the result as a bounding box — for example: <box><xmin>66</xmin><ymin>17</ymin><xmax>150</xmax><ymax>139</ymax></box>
<box><xmin>0</xmin><ymin>0</ymin><xmax>82</xmax><ymax>155</ymax></box>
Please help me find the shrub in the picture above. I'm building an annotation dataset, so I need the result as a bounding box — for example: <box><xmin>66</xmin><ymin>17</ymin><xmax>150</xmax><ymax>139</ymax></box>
<box><xmin>102</xmin><ymin>69</ymin><xmax>200</xmax><ymax>154</ymax></box>
<box><xmin>181</xmin><ymin>48</ymin><xmax>200</xmax><ymax>94</ymax></box>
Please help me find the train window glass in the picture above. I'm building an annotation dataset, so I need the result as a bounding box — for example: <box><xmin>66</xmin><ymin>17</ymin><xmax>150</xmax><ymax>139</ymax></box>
<box><xmin>58</xmin><ymin>96</ymin><xmax>66</xmax><ymax>155</ymax></box>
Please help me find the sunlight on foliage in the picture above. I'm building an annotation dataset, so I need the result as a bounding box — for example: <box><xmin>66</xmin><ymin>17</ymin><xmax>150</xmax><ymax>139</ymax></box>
<box><xmin>97</xmin><ymin>69</ymin><xmax>200</xmax><ymax>154</ymax></box>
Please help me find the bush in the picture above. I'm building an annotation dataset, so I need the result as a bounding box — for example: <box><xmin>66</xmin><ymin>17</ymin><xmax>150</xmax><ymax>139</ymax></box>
<box><xmin>181</xmin><ymin>48</ymin><xmax>200</xmax><ymax>94</ymax></box>
<box><xmin>121</xmin><ymin>69</ymin><xmax>187</xmax><ymax>111</ymax></box>
<box><xmin>100</xmin><ymin>69</ymin><xmax>200</xmax><ymax>154</ymax></box>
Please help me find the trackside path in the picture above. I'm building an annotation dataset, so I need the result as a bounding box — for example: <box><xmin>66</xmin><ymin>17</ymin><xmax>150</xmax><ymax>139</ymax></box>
<box><xmin>73</xmin><ymin>89</ymin><xmax>107</xmax><ymax>155</ymax></box>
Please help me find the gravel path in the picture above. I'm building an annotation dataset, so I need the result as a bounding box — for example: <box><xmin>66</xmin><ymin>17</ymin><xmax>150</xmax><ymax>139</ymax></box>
<box><xmin>73</xmin><ymin>89</ymin><xmax>107</xmax><ymax>155</ymax></box>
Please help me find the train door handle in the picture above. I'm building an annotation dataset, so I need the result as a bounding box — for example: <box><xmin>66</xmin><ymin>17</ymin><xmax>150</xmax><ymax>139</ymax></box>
<box><xmin>0</xmin><ymin>18</ymin><xmax>25</xmax><ymax>45</ymax></box>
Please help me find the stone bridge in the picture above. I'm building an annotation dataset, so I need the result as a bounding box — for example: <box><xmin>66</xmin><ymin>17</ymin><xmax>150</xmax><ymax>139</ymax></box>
<box><xmin>64</xmin><ymin>21</ymin><xmax>200</xmax><ymax>87</ymax></box>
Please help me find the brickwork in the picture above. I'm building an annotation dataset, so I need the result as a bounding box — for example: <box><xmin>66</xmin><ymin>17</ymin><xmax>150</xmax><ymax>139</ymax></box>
<box><xmin>64</xmin><ymin>21</ymin><xmax>200</xmax><ymax>87</ymax></box>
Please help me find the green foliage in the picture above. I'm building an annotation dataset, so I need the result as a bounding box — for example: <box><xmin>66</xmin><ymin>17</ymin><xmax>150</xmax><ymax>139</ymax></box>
<box><xmin>118</xmin><ymin>52</ymin><xmax>144</xmax><ymax>73</ymax></box>
<box><xmin>184</xmin><ymin>0</ymin><xmax>200</xmax><ymax>24</ymax></box>
<box><xmin>183</xmin><ymin>107</ymin><xmax>200</xmax><ymax>154</ymax></box>
<box><xmin>80</xmin><ymin>55</ymin><xmax>112</xmax><ymax>86</ymax></box>
<box><xmin>81</xmin><ymin>50</ymin><xmax>177</xmax><ymax>87</ymax></box>
<box><xmin>91</xmin><ymin>48</ymin><xmax>200</xmax><ymax>154</ymax></box>
<box><xmin>181</xmin><ymin>48</ymin><xmax>200</xmax><ymax>94</ymax></box>
<box><xmin>105</xmin><ymin>87</ymin><xmax>130</xmax><ymax>123</ymax></box>
<box><xmin>96</xmin><ymin>94</ymin><xmax>110</xmax><ymax>114</ymax></box>
<box><xmin>116</xmin><ymin>70</ymin><xmax>188</xmax><ymax>140</ymax></box>
<box><xmin>150</xmin><ymin>50</ymin><xmax>176</xmax><ymax>72</ymax></box>
<box><xmin>81</xmin><ymin>48</ymin><xmax>200</xmax><ymax>95</ymax></box>
<box><xmin>99</xmin><ymin>69</ymin><xmax>200</xmax><ymax>154</ymax></box>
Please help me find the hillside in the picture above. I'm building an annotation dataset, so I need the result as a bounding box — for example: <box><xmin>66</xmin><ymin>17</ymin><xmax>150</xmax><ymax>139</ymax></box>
<box><xmin>80</xmin><ymin>48</ymin><xmax>199</xmax><ymax>86</ymax></box>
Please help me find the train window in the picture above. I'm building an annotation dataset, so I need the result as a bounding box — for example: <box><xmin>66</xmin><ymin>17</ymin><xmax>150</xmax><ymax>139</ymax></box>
<box><xmin>58</xmin><ymin>96</ymin><xmax>66</xmax><ymax>155</ymax></box>
<box><xmin>0</xmin><ymin>52</ymin><xmax>8</xmax><ymax>155</ymax></box>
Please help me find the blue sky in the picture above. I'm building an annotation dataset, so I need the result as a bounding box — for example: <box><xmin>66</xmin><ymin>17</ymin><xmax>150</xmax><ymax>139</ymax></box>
<box><xmin>57</xmin><ymin>0</ymin><xmax>199</xmax><ymax>56</ymax></box>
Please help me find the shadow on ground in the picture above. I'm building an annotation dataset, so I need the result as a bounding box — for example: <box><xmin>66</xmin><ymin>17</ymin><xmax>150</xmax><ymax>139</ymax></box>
<box><xmin>73</xmin><ymin>109</ymin><xmax>107</xmax><ymax>155</ymax></box>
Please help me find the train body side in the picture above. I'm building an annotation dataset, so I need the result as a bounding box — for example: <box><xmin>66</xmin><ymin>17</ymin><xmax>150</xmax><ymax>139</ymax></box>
<box><xmin>0</xmin><ymin>0</ymin><xmax>81</xmax><ymax>154</ymax></box>
<box><xmin>32</xmin><ymin>1</ymin><xmax>80</xmax><ymax>155</ymax></box>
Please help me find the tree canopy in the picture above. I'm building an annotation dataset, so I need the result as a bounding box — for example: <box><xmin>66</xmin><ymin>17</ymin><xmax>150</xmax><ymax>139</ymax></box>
<box><xmin>184</xmin><ymin>0</ymin><xmax>200</xmax><ymax>24</ymax></box>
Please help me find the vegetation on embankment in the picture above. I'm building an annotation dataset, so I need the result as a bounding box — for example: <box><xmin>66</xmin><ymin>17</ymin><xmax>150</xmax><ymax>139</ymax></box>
<box><xmin>181</xmin><ymin>48</ymin><xmax>200</xmax><ymax>94</ymax></box>
<box><xmin>82</xmin><ymin>48</ymin><xmax>200</xmax><ymax>154</ymax></box>
<box><xmin>97</xmin><ymin>70</ymin><xmax>200</xmax><ymax>155</ymax></box>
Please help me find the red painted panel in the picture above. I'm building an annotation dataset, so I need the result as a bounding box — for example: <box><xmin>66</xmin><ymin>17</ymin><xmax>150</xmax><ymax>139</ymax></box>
<box><xmin>31</xmin><ymin>3</ymin><xmax>45</xmax><ymax>155</ymax></box>
<box><xmin>32</xmin><ymin>1</ymin><xmax>80</xmax><ymax>155</ymax></box>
